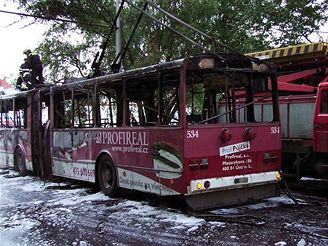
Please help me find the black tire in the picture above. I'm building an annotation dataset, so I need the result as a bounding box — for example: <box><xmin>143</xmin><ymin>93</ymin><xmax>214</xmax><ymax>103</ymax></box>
<box><xmin>310</xmin><ymin>153</ymin><xmax>328</xmax><ymax>179</ymax></box>
<box><xmin>97</xmin><ymin>155</ymin><xmax>119</xmax><ymax>197</ymax></box>
<box><xmin>15</xmin><ymin>148</ymin><xmax>27</xmax><ymax>176</ymax></box>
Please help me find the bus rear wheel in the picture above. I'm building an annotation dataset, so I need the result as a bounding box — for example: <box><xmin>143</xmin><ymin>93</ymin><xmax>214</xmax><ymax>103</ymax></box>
<box><xmin>97</xmin><ymin>155</ymin><xmax>119</xmax><ymax>197</ymax></box>
<box><xmin>15</xmin><ymin>148</ymin><xmax>27</xmax><ymax>176</ymax></box>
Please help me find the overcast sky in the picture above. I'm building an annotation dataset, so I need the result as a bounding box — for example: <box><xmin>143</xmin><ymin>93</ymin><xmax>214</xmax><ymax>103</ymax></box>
<box><xmin>0</xmin><ymin>1</ymin><xmax>49</xmax><ymax>82</ymax></box>
<box><xmin>0</xmin><ymin>1</ymin><xmax>327</xmax><ymax>83</ymax></box>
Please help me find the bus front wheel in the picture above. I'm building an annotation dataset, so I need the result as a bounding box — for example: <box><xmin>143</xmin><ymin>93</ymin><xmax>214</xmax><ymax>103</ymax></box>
<box><xmin>97</xmin><ymin>155</ymin><xmax>119</xmax><ymax>197</ymax></box>
<box><xmin>15</xmin><ymin>148</ymin><xmax>27</xmax><ymax>176</ymax></box>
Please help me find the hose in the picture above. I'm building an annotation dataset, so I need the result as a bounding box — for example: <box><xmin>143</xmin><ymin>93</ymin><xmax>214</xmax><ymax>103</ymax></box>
<box><xmin>279</xmin><ymin>171</ymin><xmax>322</xmax><ymax>207</ymax></box>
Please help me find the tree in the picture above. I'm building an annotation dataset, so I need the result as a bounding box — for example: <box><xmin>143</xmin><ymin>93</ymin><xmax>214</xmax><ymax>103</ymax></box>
<box><xmin>14</xmin><ymin>0</ymin><xmax>328</xmax><ymax>82</ymax></box>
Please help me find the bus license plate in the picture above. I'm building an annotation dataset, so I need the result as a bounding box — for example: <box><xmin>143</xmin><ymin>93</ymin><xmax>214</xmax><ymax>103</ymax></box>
<box><xmin>234</xmin><ymin>177</ymin><xmax>248</xmax><ymax>184</ymax></box>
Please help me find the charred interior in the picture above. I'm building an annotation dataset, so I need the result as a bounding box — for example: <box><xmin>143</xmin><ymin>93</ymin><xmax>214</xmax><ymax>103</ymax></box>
<box><xmin>51</xmin><ymin>68</ymin><xmax>182</xmax><ymax>128</ymax></box>
<box><xmin>49</xmin><ymin>54</ymin><xmax>278</xmax><ymax>129</ymax></box>
<box><xmin>186</xmin><ymin>72</ymin><xmax>279</xmax><ymax>124</ymax></box>
<box><xmin>0</xmin><ymin>94</ymin><xmax>28</xmax><ymax>128</ymax></box>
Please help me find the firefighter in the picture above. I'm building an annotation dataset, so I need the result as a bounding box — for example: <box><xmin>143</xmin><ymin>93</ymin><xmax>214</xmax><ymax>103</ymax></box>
<box><xmin>23</xmin><ymin>49</ymin><xmax>44</xmax><ymax>86</ymax></box>
<box><xmin>16</xmin><ymin>55</ymin><xmax>31</xmax><ymax>90</ymax></box>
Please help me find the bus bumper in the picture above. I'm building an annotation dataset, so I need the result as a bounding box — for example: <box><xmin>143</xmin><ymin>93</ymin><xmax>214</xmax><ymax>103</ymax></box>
<box><xmin>185</xmin><ymin>171</ymin><xmax>280</xmax><ymax>210</ymax></box>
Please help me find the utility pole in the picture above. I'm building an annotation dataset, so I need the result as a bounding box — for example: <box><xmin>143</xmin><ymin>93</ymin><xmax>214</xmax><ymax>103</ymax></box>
<box><xmin>115</xmin><ymin>0</ymin><xmax>122</xmax><ymax>71</ymax></box>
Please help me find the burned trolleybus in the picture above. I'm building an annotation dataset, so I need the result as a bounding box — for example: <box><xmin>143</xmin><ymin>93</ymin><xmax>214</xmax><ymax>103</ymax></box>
<box><xmin>0</xmin><ymin>88</ymin><xmax>50</xmax><ymax>177</ymax></box>
<box><xmin>0</xmin><ymin>53</ymin><xmax>281</xmax><ymax>210</ymax></box>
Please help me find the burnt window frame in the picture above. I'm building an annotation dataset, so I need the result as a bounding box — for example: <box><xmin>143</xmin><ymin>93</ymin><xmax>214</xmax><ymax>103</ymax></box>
<box><xmin>184</xmin><ymin>70</ymin><xmax>279</xmax><ymax>125</ymax></box>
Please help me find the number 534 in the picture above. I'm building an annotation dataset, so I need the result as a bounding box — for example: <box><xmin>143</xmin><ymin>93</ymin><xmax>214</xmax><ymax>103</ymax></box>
<box><xmin>187</xmin><ymin>130</ymin><xmax>199</xmax><ymax>138</ymax></box>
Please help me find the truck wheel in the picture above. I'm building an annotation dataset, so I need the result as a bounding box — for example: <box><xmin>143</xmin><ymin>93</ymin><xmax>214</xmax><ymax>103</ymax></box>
<box><xmin>15</xmin><ymin>148</ymin><xmax>27</xmax><ymax>176</ymax></box>
<box><xmin>97</xmin><ymin>155</ymin><xmax>119</xmax><ymax>197</ymax></box>
<box><xmin>311</xmin><ymin>154</ymin><xmax>328</xmax><ymax>179</ymax></box>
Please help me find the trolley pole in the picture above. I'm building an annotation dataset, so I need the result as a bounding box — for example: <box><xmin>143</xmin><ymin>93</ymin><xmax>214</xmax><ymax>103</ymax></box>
<box><xmin>115</xmin><ymin>0</ymin><xmax>122</xmax><ymax>71</ymax></box>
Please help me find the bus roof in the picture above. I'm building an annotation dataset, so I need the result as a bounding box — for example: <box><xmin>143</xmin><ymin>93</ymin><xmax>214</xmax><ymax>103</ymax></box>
<box><xmin>50</xmin><ymin>52</ymin><xmax>275</xmax><ymax>91</ymax></box>
<box><xmin>0</xmin><ymin>88</ymin><xmax>32</xmax><ymax>100</ymax></box>
<box><xmin>1</xmin><ymin>52</ymin><xmax>276</xmax><ymax>96</ymax></box>
<box><xmin>50</xmin><ymin>57</ymin><xmax>186</xmax><ymax>91</ymax></box>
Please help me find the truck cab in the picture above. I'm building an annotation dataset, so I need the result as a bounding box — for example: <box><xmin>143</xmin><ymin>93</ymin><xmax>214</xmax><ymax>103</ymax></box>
<box><xmin>313</xmin><ymin>81</ymin><xmax>328</xmax><ymax>153</ymax></box>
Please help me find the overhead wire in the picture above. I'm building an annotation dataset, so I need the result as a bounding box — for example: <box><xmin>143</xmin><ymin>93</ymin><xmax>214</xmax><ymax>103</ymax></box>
<box><xmin>125</xmin><ymin>0</ymin><xmax>250</xmax><ymax>63</ymax></box>
<box><xmin>4</xmin><ymin>19</ymin><xmax>21</xmax><ymax>28</ymax></box>
<box><xmin>145</xmin><ymin>0</ymin><xmax>243</xmax><ymax>55</ymax></box>
<box><xmin>124</xmin><ymin>0</ymin><xmax>207</xmax><ymax>52</ymax></box>
<box><xmin>0</xmin><ymin>9</ymin><xmax>108</xmax><ymax>28</ymax></box>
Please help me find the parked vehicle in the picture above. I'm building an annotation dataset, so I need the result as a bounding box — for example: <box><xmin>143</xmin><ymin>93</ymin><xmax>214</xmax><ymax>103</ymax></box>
<box><xmin>0</xmin><ymin>53</ymin><xmax>282</xmax><ymax>210</ymax></box>
<box><xmin>247</xmin><ymin>42</ymin><xmax>328</xmax><ymax>179</ymax></box>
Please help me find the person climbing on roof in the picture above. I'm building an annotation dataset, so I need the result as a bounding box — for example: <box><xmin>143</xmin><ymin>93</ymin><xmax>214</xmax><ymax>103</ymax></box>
<box><xmin>23</xmin><ymin>49</ymin><xmax>44</xmax><ymax>87</ymax></box>
<box><xmin>16</xmin><ymin>55</ymin><xmax>31</xmax><ymax>90</ymax></box>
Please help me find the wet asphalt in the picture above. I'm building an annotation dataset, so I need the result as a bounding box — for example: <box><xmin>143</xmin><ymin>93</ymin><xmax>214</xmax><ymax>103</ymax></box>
<box><xmin>0</xmin><ymin>170</ymin><xmax>327</xmax><ymax>246</ymax></box>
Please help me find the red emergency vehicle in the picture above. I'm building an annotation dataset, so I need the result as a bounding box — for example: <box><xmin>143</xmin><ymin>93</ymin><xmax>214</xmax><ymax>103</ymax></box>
<box><xmin>247</xmin><ymin>42</ymin><xmax>328</xmax><ymax>179</ymax></box>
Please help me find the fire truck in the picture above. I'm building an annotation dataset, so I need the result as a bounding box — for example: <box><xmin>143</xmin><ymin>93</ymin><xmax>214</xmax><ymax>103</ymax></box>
<box><xmin>247</xmin><ymin>42</ymin><xmax>328</xmax><ymax>179</ymax></box>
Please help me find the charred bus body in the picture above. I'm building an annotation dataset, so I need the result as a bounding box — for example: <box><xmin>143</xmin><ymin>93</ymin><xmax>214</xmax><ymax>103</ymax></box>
<box><xmin>0</xmin><ymin>88</ymin><xmax>50</xmax><ymax>178</ymax></box>
<box><xmin>0</xmin><ymin>53</ymin><xmax>281</xmax><ymax>210</ymax></box>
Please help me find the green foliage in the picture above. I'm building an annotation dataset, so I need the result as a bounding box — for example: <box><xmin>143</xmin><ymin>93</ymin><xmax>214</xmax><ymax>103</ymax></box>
<box><xmin>35</xmin><ymin>24</ymin><xmax>98</xmax><ymax>82</ymax></box>
<box><xmin>14</xmin><ymin>0</ymin><xmax>328</xmax><ymax>82</ymax></box>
